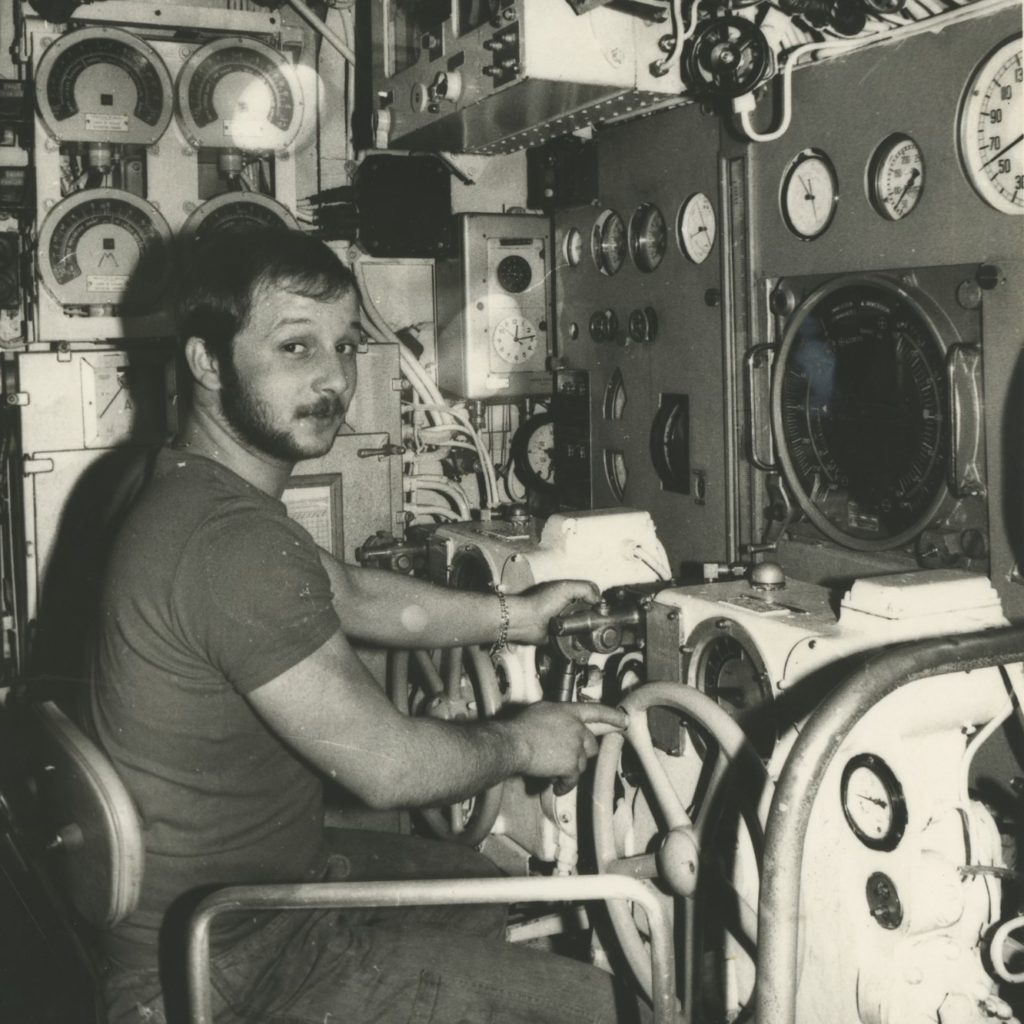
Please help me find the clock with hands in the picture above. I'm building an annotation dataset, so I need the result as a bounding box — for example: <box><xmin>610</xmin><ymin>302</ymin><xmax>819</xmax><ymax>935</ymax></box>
<box><xmin>492</xmin><ymin>315</ymin><xmax>539</xmax><ymax>365</ymax></box>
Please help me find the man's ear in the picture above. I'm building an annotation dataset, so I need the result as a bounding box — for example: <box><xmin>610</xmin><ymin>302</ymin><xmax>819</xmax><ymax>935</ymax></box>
<box><xmin>184</xmin><ymin>336</ymin><xmax>222</xmax><ymax>393</ymax></box>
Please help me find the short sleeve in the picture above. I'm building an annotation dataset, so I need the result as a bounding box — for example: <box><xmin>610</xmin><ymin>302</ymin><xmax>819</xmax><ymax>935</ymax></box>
<box><xmin>179</xmin><ymin>507</ymin><xmax>341</xmax><ymax>693</ymax></box>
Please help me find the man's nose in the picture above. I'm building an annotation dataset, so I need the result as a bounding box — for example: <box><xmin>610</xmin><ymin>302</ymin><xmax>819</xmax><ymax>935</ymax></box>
<box><xmin>315</xmin><ymin>348</ymin><xmax>352</xmax><ymax>394</ymax></box>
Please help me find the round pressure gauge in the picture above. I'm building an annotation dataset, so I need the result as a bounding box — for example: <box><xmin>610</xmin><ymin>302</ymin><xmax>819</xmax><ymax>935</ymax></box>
<box><xmin>604</xmin><ymin>449</ymin><xmax>628</xmax><ymax>502</ymax></box>
<box><xmin>629</xmin><ymin>203</ymin><xmax>667</xmax><ymax>273</ymax></box>
<box><xmin>181</xmin><ymin>192</ymin><xmax>299</xmax><ymax>243</ymax></box>
<box><xmin>841</xmin><ymin>753</ymin><xmax>907</xmax><ymax>851</ymax></box>
<box><xmin>603</xmin><ymin>368</ymin><xmax>627</xmax><ymax>421</ymax></box>
<box><xmin>38</xmin><ymin>188</ymin><xmax>172</xmax><ymax>311</ymax></box>
<box><xmin>492</xmin><ymin>315</ymin><xmax>539</xmax><ymax>364</ymax></box>
<box><xmin>957</xmin><ymin>36</ymin><xmax>1024</xmax><ymax>215</ymax></box>
<box><xmin>868</xmin><ymin>134</ymin><xmax>925</xmax><ymax>221</ymax></box>
<box><xmin>781</xmin><ymin>149</ymin><xmax>839</xmax><ymax>240</ymax></box>
<box><xmin>175</xmin><ymin>36</ymin><xmax>304</xmax><ymax>152</ymax></box>
<box><xmin>562</xmin><ymin>227</ymin><xmax>583</xmax><ymax>268</ymax></box>
<box><xmin>35</xmin><ymin>26</ymin><xmax>173</xmax><ymax>145</ymax></box>
<box><xmin>591</xmin><ymin>209</ymin><xmax>627</xmax><ymax>276</ymax></box>
<box><xmin>510</xmin><ymin>413</ymin><xmax>556</xmax><ymax>493</ymax></box>
<box><xmin>677</xmin><ymin>191</ymin><xmax>717</xmax><ymax>264</ymax></box>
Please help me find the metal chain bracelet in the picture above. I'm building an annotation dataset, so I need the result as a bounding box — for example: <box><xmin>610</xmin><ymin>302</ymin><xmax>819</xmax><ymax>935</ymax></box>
<box><xmin>490</xmin><ymin>587</ymin><xmax>510</xmax><ymax>657</ymax></box>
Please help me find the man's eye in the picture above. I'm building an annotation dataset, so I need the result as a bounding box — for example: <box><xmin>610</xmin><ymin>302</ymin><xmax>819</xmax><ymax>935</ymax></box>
<box><xmin>282</xmin><ymin>342</ymin><xmax>308</xmax><ymax>354</ymax></box>
<box><xmin>337</xmin><ymin>342</ymin><xmax>358</xmax><ymax>356</ymax></box>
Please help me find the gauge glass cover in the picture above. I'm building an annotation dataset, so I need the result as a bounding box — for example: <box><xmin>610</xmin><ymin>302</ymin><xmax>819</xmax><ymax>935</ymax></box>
<box><xmin>563</xmin><ymin>227</ymin><xmax>583</xmax><ymax>268</ymax></box>
<box><xmin>629</xmin><ymin>203</ymin><xmax>667</xmax><ymax>272</ymax></box>
<box><xmin>781</xmin><ymin>150</ymin><xmax>839</xmax><ymax>240</ymax></box>
<box><xmin>677</xmin><ymin>192</ymin><xmax>717</xmax><ymax>264</ymax></box>
<box><xmin>958</xmin><ymin>36</ymin><xmax>1024</xmax><ymax>216</ymax></box>
<box><xmin>591</xmin><ymin>210</ymin><xmax>627</xmax><ymax>276</ymax></box>
<box><xmin>492</xmin><ymin>315</ymin><xmax>539</xmax><ymax>364</ymax></box>
<box><xmin>841</xmin><ymin>753</ymin><xmax>907</xmax><ymax>851</ymax></box>
<box><xmin>869</xmin><ymin>134</ymin><xmax>925</xmax><ymax>221</ymax></box>
<box><xmin>603</xmin><ymin>369</ymin><xmax>627</xmax><ymax>421</ymax></box>
<box><xmin>771</xmin><ymin>278</ymin><xmax>948</xmax><ymax>550</ymax></box>
<box><xmin>604</xmin><ymin>450</ymin><xmax>628</xmax><ymax>502</ymax></box>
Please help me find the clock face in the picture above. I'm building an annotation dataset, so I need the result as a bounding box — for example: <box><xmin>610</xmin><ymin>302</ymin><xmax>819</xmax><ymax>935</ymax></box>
<box><xmin>781</xmin><ymin>150</ymin><xmax>839</xmax><ymax>240</ymax></box>
<box><xmin>492</xmin><ymin>315</ymin><xmax>539</xmax><ymax>365</ymax></box>
<box><xmin>677</xmin><ymin>192</ymin><xmax>717</xmax><ymax>264</ymax></box>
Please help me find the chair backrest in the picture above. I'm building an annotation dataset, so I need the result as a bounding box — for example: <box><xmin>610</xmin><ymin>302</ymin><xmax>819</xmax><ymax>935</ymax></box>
<box><xmin>25</xmin><ymin>698</ymin><xmax>144</xmax><ymax>928</ymax></box>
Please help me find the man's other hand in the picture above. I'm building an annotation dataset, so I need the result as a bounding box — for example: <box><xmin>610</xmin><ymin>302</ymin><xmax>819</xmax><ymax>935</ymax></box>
<box><xmin>505</xmin><ymin>701</ymin><xmax>628</xmax><ymax>795</ymax></box>
<box><xmin>507</xmin><ymin>580</ymin><xmax>600</xmax><ymax>645</ymax></box>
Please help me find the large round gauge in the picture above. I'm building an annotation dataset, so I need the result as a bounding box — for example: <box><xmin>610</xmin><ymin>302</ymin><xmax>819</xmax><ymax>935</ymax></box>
<box><xmin>957</xmin><ymin>36</ymin><xmax>1024</xmax><ymax>216</ymax></box>
<box><xmin>35</xmin><ymin>27</ymin><xmax>173</xmax><ymax>145</ymax></box>
<box><xmin>781</xmin><ymin>149</ymin><xmax>839</xmax><ymax>240</ymax></box>
<box><xmin>604</xmin><ymin>450</ymin><xmax>628</xmax><ymax>502</ymax></box>
<box><xmin>38</xmin><ymin>188</ymin><xmax>172</xmax><ymax>311</ymax></box>
<box><xmin>181</xmin><ymin>192</ymin><xmax>299</xmax><ymax>243</ymax></box>
<box><xmin>841</xmin><ymin>753</ymin><xmax>907</xmax><ymax>851</ymax></box>
<box><xmin>492</xmin><ymin>315</ymin><xmax>539</xmax><ymax>364</ymax></box>
<box><xmin>772</xmin><ymin>277</ymin><xmax>949</xmax><ymax>550</ymax></box>
<box><xmin>562</xmin><ymin>227</ymin><xmax>583</xmax><ymax>268</ymax></box>
<box><xmin>510</xmin><ymin>413</ymin><xmax>556</xmax><ymax>494</ymax></box>
<box><xmin>603</xmin><ymin>368</ymin><xmax>627</xmax><ymax>421</ymax></box>
<box><xmin>175</xmin><ymin>37</ymin><xmax>304</xmax><ymax>152</ymax></box>
<box><xmin>868</xmin><ymin>134</ymin><xmax>925</xmax><ymax>221</ymax></box>
<box><xmin>628</xmin><ymin>203</ymin><xmax>667</xmax><ymax>273</ymax></box>
<box><xmin>677</xmin><ymin>192</ymin><xmax>717</xmax><ymax>264</ymax></box>
<box><xmin>591</xmin><ymin>209</ymin><xmax>627</xmax><ymax>276</ymax></box>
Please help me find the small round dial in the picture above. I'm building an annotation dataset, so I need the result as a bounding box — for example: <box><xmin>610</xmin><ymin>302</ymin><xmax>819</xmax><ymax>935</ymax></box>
<box><xmin>511</xmin><ymin>413</ymin><xmax>556</xmax><ymax>493</ymax></box>
<box><xmin>677</xmin><ymin>192</ymin><xmax>717</xmax><ymax>264</ymax></box>
<box><xmin>492</xmin><ymin>315</ymin><xmax>538</xmax><ymax>364</ymax></box>
<box><xmin>562</xmin><ymin>227</ymin><xmax>583</xmax><ymax>267</ymax></box>
<box><xmin>841</xmin><ymin>753</ymin><xmax>907</xmax><ymax>851</ymax></box>
<box><xmin>496</xmin><ymin>254</ymin><xmax>532</xmax><ymax>294</ymax></box>
<box><xmin>629</xmin><ymin>203</ymin><xmax>667</xmax><ymax>272</ymax></box>
<box><xmin>591</xmin><ymin>209</ymin><xmax>627</xmax><ymax>276</ymax></box>
<box><xmin>869</xmin><ymin>134</ymin><xmax>925</xmax><ymax>221</ymax></box>
<box><xmin>958</xmin><ymin>36</ymin><xmax>1024</xmax><ymax>215</ymax></box>
<box><xmin>781</xmin><ymin>149</ymin><xmax>839</xmax><ymax>240</ymax></box>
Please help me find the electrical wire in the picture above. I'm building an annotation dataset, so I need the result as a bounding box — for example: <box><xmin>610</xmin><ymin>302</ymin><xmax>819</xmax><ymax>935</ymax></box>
<box><xmin>652</xmin><ymin>0</ymin><xmax>701</xmax><ymax>76</ymax></box>
<box><xmin>404</xmin><ymin>476</ymin><xmax>472</xmax><ymax>520</ymax></box>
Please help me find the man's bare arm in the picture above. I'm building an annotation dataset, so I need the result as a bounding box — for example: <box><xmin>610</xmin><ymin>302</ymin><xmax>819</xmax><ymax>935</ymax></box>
<box><xmin>317</xmin><ymin>552</ymin><xmax>597</xmax><ymax>648</ymax></box>
<box><xmin>246</xmin><ymin>628</ymin><xmax>627</xmax><ymax>809</ymax></box>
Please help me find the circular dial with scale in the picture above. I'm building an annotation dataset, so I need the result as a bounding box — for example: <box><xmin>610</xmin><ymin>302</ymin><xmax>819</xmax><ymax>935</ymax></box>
<box><xmin>175</xmin><ymin>36</ymin><xmax>304</xmax><ymax>152</ymax></box>
<box><xmin>958</xmin><ymin>36</ymin><xmax>1024</xmax><ymax>215</ymax></box>
<box><xmin>677</xmin><ymin>192</ymin><xmax>717</xmax><ymax>264</ymax></box>
<box><xmin>841</xmin><ymin>753</ymin><xmax>907</xmax><ymax>851</ymax></box>
<box><xmin>781</xmin><ymin>150</ymin><xmax>839</xmax><ymax>240</ymax></box>
<box><xmin>868</xmin><ymin>134</ymin><xmax>925</xmax><ymax>221</ymax></box>
<box><xmin>772</xmin><ymin>277</ymin><xmax>949</xmax><ymax>550</ymax></box>
<box><xmin>181</xmin><ymin>192</ymin><xmax>299</xmax><ymax>242</ymax></box>
<box><xmin>591</xmin><ymin>209</ymin><xmax>627</xmax><ymax>276</ymax></box>
<box><xmin>562</xmin><ymin>226</ymin><xmax>583</xmax><ymax>268</ymax></box>
<box><xmin>38</xmin><ymin>188</ymin><xmax>172</xmax><ymax>310</ymax></box>
<box><xmin>511</xmin><ymin>413</ymin><xmax>556</xmax><ymax>493</ymax></box>
<box><xmin>491</xmin><ymin>315</ymin><xmax>539</xmax><ymax>364</ymax></box>
<box><xmin>629</xmin><ymin>203</ymin><xmax>667</xmax><ymax>272</ymax></box>
<box><xmin>35</xmin><ymin>26</ymin><xmax>173</xmax><ymax>145</ymax></box>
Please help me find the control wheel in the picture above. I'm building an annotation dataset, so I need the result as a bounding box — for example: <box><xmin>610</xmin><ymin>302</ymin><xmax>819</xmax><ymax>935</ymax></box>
<box><xmin>387</xmin><ymin>645</ymin><xmax>504</xmax><ymax>846</ymax></box>
<box><xmin>683</xmin><ymin>16</ymin><xmax>771</xmax><ymax>98</ymax></box>
<box><xmin>592</xmin><ymin>682</ymin><xmax>768</xmax><ymax>1015</ymax></box>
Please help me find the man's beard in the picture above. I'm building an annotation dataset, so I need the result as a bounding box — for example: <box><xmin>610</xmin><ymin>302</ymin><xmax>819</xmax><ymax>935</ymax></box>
<box><xmin>219</xmin><ymin>356</ymin><xmax>343</xmax><ymax>463</ymax></box>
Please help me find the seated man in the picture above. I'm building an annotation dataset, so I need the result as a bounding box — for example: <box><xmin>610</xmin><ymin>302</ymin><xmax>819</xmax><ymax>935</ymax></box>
<box><xmin>89</xmin><ymin>229</ymin><xmax>635</xmax><ymax>1023</ymax></box>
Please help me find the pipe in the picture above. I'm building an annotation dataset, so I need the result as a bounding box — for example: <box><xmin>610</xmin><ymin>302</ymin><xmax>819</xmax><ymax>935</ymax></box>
<box><xmin>285</xmin><ymin>0</ymin><xmax>355</xmax><ymax>64</ymax></box>
<box><xmin>188</xmin><ymin>874</ymin><xmax>678</xmax><ymax>1024</ymax></box>
<box><xmin>754</xmin><ymin>624</ymin><xmax>1024</xmax><ymax>1024</ymax></box>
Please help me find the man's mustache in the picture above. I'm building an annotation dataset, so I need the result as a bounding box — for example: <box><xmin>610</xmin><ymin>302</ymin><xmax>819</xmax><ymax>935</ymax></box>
<box><xmin>297</xmin><ymin>396</ymin><xmax>345</xmax><ymax>419</ymax></box>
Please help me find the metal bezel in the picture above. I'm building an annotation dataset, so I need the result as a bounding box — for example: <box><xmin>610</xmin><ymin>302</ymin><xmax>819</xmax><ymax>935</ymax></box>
<box><xmin>840</xmin><ymin>752</ymin><xmax>908</xmax><ymax>852</ymax></box>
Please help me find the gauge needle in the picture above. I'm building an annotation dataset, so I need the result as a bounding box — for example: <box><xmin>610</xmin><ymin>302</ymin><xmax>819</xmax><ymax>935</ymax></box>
<box><xmin>799</xmin><ymin>176</ymin><xmax>818</xmax><ymax>215</ymax></box>
<box><xmin>857</xmin><ymin>792</ymin><xmax>888</xmax><ymax>809</ymax></box>
<box><xmin>895</xmin><ymin>167</ymin><xmax>920</xmax><ymax>208</ymax></box>
<box><xmin>982</xmin><ymin>133</ymin><xmax>1023</xmax><ymax>169</ymax></box>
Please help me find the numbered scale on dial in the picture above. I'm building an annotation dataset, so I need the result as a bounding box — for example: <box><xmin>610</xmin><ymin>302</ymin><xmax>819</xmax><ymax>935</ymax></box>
<box><xmin>181</xmin><ymin>193</ymin><xmax>299</xmax><ymax>243</ymax></box>
<box><xmin>34</xmin><ymin>26</ymin><xmax>173</xmax><ymax>145</ymax></box>
<box><xmin>492</xmin><ymin>315</ymin><xmax>539</xmax><ymax>365</ymax></box>
<box><xmin>175</xmin><ymin>36</ymin><xmax>305</xmax><ymax>152</ymax></box>
<box><xmin>38</xmin><ymin>189</ymin><xmax>172</xmax><ymax>311</ymax></box>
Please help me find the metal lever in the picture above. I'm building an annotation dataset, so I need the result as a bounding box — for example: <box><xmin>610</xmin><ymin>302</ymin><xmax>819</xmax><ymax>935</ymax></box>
<box><xmin>357</xmin><ymin>443</ymin><xmax>405</xmax><ymax>460</ymax></box>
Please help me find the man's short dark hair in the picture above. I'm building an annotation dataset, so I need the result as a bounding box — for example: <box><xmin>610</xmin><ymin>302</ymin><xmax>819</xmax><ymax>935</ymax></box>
<box><xmin>175</xmin><ymin>229</ymin><xmax>357</xmax><ymax>364</ymax></box>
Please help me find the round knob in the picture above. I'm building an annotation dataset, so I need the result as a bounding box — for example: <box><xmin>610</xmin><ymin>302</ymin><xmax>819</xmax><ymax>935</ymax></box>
<box><xmin>750</xmin><ymin>561</ymin><xmax>786</xmax><ymax>591</ymax></box>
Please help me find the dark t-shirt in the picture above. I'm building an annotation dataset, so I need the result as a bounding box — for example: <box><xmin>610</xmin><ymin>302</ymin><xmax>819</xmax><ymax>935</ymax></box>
<box><xmin>89</xmin><ymin>446</ymin><xmax>341</xmax><ymax>964</ymax></box>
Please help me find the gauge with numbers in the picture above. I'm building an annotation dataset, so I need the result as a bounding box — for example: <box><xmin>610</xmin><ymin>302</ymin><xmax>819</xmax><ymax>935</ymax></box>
<box><xmin>781</xmin><ymin>149</ymin><xmax>839</xmax><ymax>240</ymax></box>
<box><xmin>35</xmin><ymin>26</ymin><xmax>173</xmax><ymax>145</ymax></box>
<box><xmin>181</xmin><ymin>192</ymin><xmax>299</xmax><ymax>243</ymax></box>
<box><xmin>868</xmin><ymin>134</ymin><xmax>925</xmax><ymax>221</ymax></box>
<box><xmin>591</xmin><ymin>209</ymin><xmax>627</xmax><ymax>276</ymax></box>
<box><xmin>841</xmin><ymin>753</ymin><xmax>907</xmax><ymax>851</ymax></box>
<box><xmin>629</xmin><ymin>203</ymin><xmax>667</xmax><ymax>273</ymax></box>
<box><xmin>677</xmin><ymin>192</ymin><xmax>717</xmax><ymax>264</ymax></box>
<box><xmin>957</xmin><ymin>36</ymin><xmax>1024</xmax><ymax>215</ymax></box>
<box><xmin>510</xmin><ymin>413</ymin><xmax>556</xmax><ymax>494</ymax></box>
<box><xmin>175</xmin><ymin>36</ymin><xmax>304</xmax><ymax>152</ymax></box>
<box><xmin>492</xmin><ymin>315</ymin><xmax>539</xmax><ymax>365</ymax></box>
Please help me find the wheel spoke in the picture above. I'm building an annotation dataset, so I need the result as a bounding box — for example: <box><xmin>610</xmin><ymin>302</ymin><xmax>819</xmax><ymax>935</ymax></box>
<box><xmin>627</xmin><ymin>714</ymin><xmax>692</xmax><ymax>831</ymax></box>
<box><xmin>605</xmin><ymin>852</ymin><xmax>660</xmax><ymax>880</ymax></box>
<box><xmin>412</xmin><ymin>649</ymin><xmax>444</xmax><ymax>697</ymax></box>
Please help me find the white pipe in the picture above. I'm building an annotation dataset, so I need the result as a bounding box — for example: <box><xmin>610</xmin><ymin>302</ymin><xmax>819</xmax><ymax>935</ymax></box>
<box><xmin>285</xmin><ymin>0</ymin><xmax>355</xmax><ymax>63</ymax></box>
